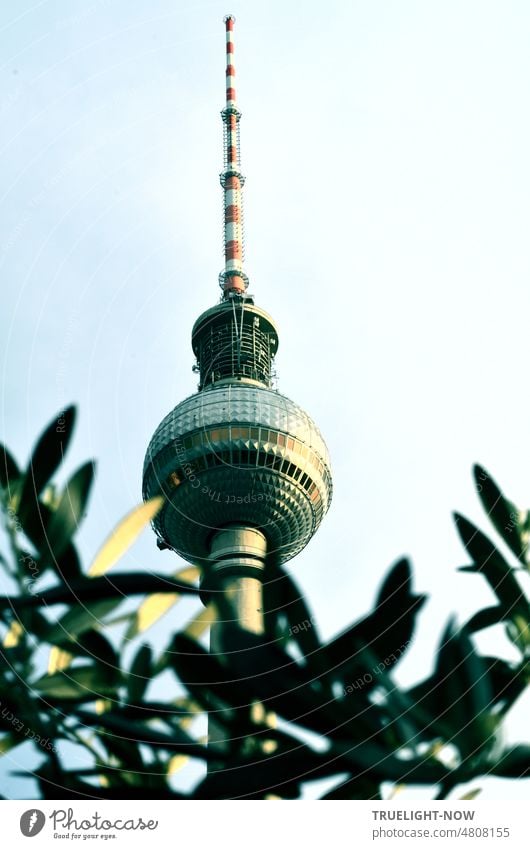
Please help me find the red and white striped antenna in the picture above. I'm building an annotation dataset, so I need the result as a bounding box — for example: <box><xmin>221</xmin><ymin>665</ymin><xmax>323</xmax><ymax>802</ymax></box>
<box><xmin>219</xmin><ymin>14</ymin><xmax>248</xmax><ymax>298</ymax></box>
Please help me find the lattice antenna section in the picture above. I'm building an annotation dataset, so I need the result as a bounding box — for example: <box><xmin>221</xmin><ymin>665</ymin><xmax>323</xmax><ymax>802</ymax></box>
<box><xmin>219</xmin><ymin>15</ymin><xmax>249</xmax><ymax>297</ymax></box>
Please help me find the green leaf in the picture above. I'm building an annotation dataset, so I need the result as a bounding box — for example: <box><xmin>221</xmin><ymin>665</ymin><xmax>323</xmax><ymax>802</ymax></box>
<box><xmin>409</xmin><ymin>621</ymin><xmax>496</xmax><ymax>756</ymax></box>
<box><xmin>11</xmin><ymin>504</ymin><xmax>81</xmax><ymax>588</ymax></box>
<box><xmin>48</xmin><ymin>646</ymin><xmax>74</xmax><ymax>674</ymax></box>
<box><xmin>167</xmin><ymin>633</ymin><xmax>250</xmax><ymax>714</ymax></box>
<box><xmin>465</xmin><ymin>605</ymin><xmax>507</xmax><ymax>634</ymax></box>
<box><xmin>0</xmin><ymin>572</ymin><xmax>201</xmax><ymax>611</ymax></box>
<box><xmin>13</xmin><ymin>501</ymin><xmax>83</xmax><ymax>583</ymax></box>
<box><xmin>93</xmin><ymin>698</ymin><xmax>199</xmax><ymax>725</ymax></box>
<box><xmin>51</xmin><ymin>542</ymin><xmax>84</xmax><ymax>583</ymax></box>
<box><xmin>182</xmin><ymin>605</ymin><xmax>215</xmax><ymax>640</ymax></box>
<box><xmin>480</xmin><ymin>657</ymin><xmax>520</xmax><ymax>707</ymax></box>
<box><xmin>7</xmin><ymin>607</ymin><xmax>52</xmax><ymax>642</ymax></box>
<box><xmin>466</xmin><ymin>608</ymin><xmax>530</xmax><ymax>657</ymax></box>
<box><xmin>75</xmin><ymin>709</ymin><xmax>210</xmax><ymax>761</ymax></box>
<box><xmin>375</xmin><ymin>558</ymin><xmax>411</xmax><ymax>606</ymax></box>
<box><xmin>264</xmin><ymin>563</ymin><xmax>320</xmax><ymax>658</ymax></box>
<box><xmin>454</xmin><ymin>513</ymin><xmax>529</xmax><ymax>624</ymax></box>
<box><xmin>88</xmin><ymin>497</ymin><xmax>164</xmax><ymax>577</ymax></box>
<box><xmin>459</xmin><ymin>788</ymin><xmax>482</xmax><ymax>799</ymax></box>
<box><xmin>46</xmin><ymin>461</ymin><xmax>96</xmax><ymax>559</ymax></box>
<box><xmin>19</xmin><ymin>407</ymin><xmax>76</xmax><ymax>517</ymax></box>
<box><xmin>490</xmin><ymin>745</ymin><xmax>530</xmax><ymax>778</ymax></box>
<box><xmin>33</xmin><ymin>663</ymin><xmax>119</xmax><ymax>700</ymax></box>
<box><xmin>126</xmin><ymin>594</ymin><xmax>180</xmax><ymax>640</ymax></box>
<box><xmin>167</xmin><ymin>754</ymin><xmax>189</xmax><ymax>776</ymax></box>
<box><xmin>319</xmin><ymin>559</ymin><xmax>425</xmax><ymax>688</ymax></box>
<box><xmin>474</xmin><ymin>465</ymin><xmax>527</xmax><ymax>566</ymax></box>
<box><xmin>2</xmin><ymin>620</ymin><xmax>24</xmax><ymax>648</ymax></box>
<box><xmin>0</xmin><ymin>733</ymin><xmax>22</xmax><ymax>756</ymax></box>
<box><xmin>505</xmin><ymin>615</ymin><xmax>530</xmax><ymax>654</ymax></box>
<box><xmin>128</xmin><ymin>644</ymin><xmax>152</xmax><ymax>703</ymax></box>
<box><xmin>15</xmin><ymin>498</ymin><xmax>52</xmax><ymax>556</ymax></box>
<box><xmin>50</xmin><ymin>628</ymin><xmax>120</xmax><ymax>675</ymax></box>
<box><xmin>124</xmin><ymin>566</ymin><xmax>200</xmax><ymax>640</ymax></box>
<box><xmin>0</xmin><ymin>444</ymin><xmax>20</xmax><ymax>490</ymax></box>
<box><xmin>47</xmin><ymin>599</ymin><xmax>124</xmax><ymax>644</ymax></box>
<box><xmin>93</xmin><ymin>724</ymin><xmax>145</xmax><ymax>772</ymax></box>
<box><xmin>436</xmin><ymin>622</ymin><xmax>492</xmax><ymax>717</ymax></box>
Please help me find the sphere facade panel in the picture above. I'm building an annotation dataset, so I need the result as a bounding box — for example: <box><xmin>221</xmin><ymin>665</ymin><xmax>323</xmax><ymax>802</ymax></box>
<box><xmin>143</xmin><ymin>384</ymin><xmax>332</xmax><ymax>565</ymax></box>
<box><xmin>143</xmin><ymin>384</ymin><xmax>329</xmax><ymax>459</ymax></box>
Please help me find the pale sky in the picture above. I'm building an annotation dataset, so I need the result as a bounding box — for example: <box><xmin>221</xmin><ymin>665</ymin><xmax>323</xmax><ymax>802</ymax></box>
<box><xmin>1</xmin><ymin>0</ymin><xmax>530</xmax><ymax>799</ymax></box>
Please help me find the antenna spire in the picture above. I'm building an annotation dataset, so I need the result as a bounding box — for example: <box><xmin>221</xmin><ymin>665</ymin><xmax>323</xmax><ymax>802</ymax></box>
<box><xmin>219</xmin><ymin>14</ymin><xmax>248</xmax><ymax>297</ymax></box>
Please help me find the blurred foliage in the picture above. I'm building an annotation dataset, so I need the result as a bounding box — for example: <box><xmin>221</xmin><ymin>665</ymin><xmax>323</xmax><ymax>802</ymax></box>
<box><xmin>0</xmin><ymin>407</ymin><xmax>529</xmax><ymax>800</ymax></box>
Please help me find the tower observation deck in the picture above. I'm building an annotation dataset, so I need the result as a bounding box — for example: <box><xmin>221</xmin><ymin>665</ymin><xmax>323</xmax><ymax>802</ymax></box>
<box><xmin>142</xmin><ymin>16</ymin><xmax>332</xmax><ymax>628</ymax></box>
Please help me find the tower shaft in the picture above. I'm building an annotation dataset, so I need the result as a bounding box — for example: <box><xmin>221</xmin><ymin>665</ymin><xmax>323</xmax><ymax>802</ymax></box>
<box><xmin>208</xmin><ymin>526</ymin><xmax>266</xmax><ymax>638</ymax></box>
<box><xmin>142</xmin><ymin>15</ymin><xmax>333</xmax><ymax>762</ymax></box>
<box><xmin>207</xmin><ymin>527</ymin><xmax>266</xmax><ymax>760</ymax></box>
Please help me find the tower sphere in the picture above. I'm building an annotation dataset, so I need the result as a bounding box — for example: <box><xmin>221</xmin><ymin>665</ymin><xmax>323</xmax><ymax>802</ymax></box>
<box><xmin>143</xmin><ymin>382</ymin><xmax>332</xmax><ymax>566</ymax></box>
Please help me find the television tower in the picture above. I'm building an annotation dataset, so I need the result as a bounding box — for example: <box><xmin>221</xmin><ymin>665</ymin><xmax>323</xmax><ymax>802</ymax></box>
<box><xmin>143</xmin><ymin>16</ymin><xmax>332</xmax><ymax>637</ymax></box>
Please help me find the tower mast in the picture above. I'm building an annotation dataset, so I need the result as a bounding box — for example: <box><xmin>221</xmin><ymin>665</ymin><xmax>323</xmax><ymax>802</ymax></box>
<box><xmin>220</xmin><ymin>14</ymin><xmax>248</xmax><ymax>297</ymax></box>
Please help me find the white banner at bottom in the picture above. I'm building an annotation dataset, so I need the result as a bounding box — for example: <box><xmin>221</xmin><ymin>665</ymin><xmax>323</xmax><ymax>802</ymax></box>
<box><xmin>1</xmin><ymin>800</ymin><xmax>527</xmax><ymax>848</ymax></box>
